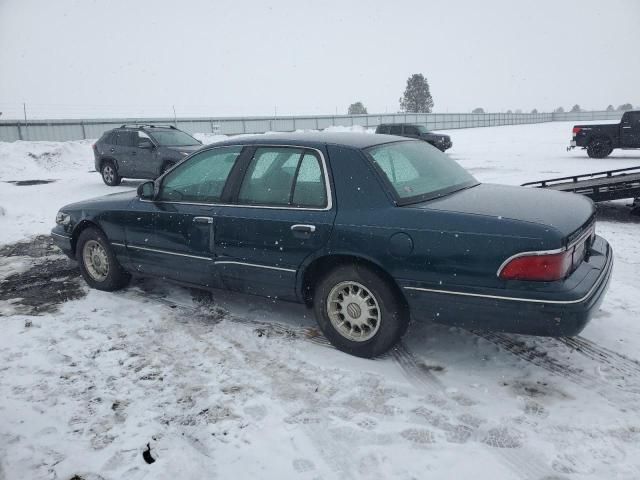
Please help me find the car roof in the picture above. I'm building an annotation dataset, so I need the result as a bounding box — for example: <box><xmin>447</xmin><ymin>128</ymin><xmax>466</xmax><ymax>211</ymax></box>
<box><xmin>212</xmin><ymin>132</ymin><xmax>406</xmax><ymax>150</ymax></box>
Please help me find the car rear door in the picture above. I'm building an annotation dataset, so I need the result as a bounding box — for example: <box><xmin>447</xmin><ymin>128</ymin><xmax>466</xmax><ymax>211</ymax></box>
<box><xmin>131</xmin><ymin>130</ymin><xmax>158</xmax><ymax>178</ymax></box>
<box><xmin>621</xmin><ymin>112</ymin><xmax>640</xmax><ymax>147</ymax></box>
<box><xmin>402</xmin><ymin>125</ymin><xmax>420</xmax><ymax>138</ymax></box>
<box><xmin>213</xmin><ymin>145</ymin><xmax>336</xmax><ymax>300</ymax></box>
<box><xmin>125</xmin><ymin>145</ymin><xmax>246</xmax><ymax>287</ymax></box>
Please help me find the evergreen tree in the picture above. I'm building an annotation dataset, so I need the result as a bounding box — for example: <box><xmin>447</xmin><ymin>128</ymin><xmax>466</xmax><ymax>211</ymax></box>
<box><xmin>399</xmin><ymin>74</ymin><xmax>434</xmax><ymax>113</ymax></box>
<box><xmin>553</xmin><ymin>107</ymin><xmax>565</xmax><ymax>113</ymax></box>
<box><xmin>531</xmin><ymin>108</ymin><xmax>538</xmax><ymax>114</ymax></box>
<box><xmin>617</xmin><ymin>103</ymin><xmax>634</xmax><ymax>111</ymax></box>
<box><xmin>606</xmin><ymin>105</ymin><xmax>615</xmax><ymax>112</ymax></box>
<box><xmin>570</xmin><ymin>104</ymin><xmax>581</xmax><ymax>113</ymax></box>
<box><xmin>472</xmin><ymin>107</ymin><xmax>485</xmax><ymax>114</ymax></box>
<box><xmin>347</xmin><ymin>102</ymin><xmax>368</xmax><ymax>115</ymax></box>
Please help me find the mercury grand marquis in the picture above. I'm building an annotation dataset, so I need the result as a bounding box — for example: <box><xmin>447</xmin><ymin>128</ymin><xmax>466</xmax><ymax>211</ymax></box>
<box><xmin>52</xmin><ymin>132</ymin><xmax>613</xmax><ymax>358</ymax></box>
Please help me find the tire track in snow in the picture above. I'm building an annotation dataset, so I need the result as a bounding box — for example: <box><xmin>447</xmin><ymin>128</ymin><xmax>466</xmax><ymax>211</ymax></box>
<box><xmin>475</xmin><ymin>331</ymin><xmax>640</xmax><ymax>400</ymax></box>
<box><xmin>124</xmin><ymin>287</ymin><xmax>355</xmax><ymax>479</ymax></box>
<box><xmin>557</xmin><ymin>335</ymin><xmax>640</xmax><ymax>377</ymax></box>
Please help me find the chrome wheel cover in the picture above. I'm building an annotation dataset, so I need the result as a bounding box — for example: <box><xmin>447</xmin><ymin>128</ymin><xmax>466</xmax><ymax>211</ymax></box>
<box><xmin>82</xmin><ymin>239</ymin><xmax>110</xmax><ymax>282</ymax></box>
<box><xmin>327</xmin><ymin>281</ymin><xmax>381</xmax><ymax>342</ymax></box>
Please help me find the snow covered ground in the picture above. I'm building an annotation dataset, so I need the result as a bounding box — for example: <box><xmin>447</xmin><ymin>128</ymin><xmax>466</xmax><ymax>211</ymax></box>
<box><xmin>1</xmin><ymin>122</ymin><xmax>639</xmax><ymax>480</ymax></box>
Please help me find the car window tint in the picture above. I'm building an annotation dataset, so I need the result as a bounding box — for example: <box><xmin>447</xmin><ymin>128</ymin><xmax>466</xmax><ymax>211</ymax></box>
<box><xmin>157</xmin><ymin>146</ymin><xmax>242</xmax><ymax>203</ymax></box>
<box><xmin>390</xmin><ymin>125</ymin><xmax>402</xmax><ymax>135</ymax></box>
<box><xmin>238</xmin><ymin>147</ymin><xmax>304</xmax><ymax>206</ymax></box>
<box><xmin>104</xmin><ymin>131</ymin><xmax>117</xmax><ymax>144</ymax></box>
<box><xmin>116</xmin><ymin>130</ymin><xmax>135</xmax><ymax>147</ymax></box>
<box><xmin>378</xmin><ymin>125</ymin><xmax>389</xmax><ymax>134</ymax></box>
<box><xmin>292</xmin><ymin>153</ymin><xmax>327</xmax><ymax>207</ymax></box>
<box><xmin>404</xmin><ymin>125</ymin><xmax>419</xmax><ymax>135</ymax></box>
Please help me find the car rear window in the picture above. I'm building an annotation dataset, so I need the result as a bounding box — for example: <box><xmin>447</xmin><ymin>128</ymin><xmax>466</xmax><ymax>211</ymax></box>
<box><xmin>366</xmin><ymin>140</ymin><xmax>477</xmax><ymax>204</ymax></box>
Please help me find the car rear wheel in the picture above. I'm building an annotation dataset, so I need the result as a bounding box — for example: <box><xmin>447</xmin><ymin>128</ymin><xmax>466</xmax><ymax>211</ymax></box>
<box><xmin>101</xmin><ymin>161</ymin><xmax>121</xmax><ymax>186</ymax></box>
<box><xmin>587</xmin><ymin>139</ymin><xmax>613</xmax><ymax>159</ymax></box>
<box><xmin>77</xmin><ymin>227</ymin><xmax>130</xmax><ymax>291</ymax></box>
<box><xmin>313</xmin><ymin>264</ymin><xmax>409</xmax><ymax>358</ymax></box>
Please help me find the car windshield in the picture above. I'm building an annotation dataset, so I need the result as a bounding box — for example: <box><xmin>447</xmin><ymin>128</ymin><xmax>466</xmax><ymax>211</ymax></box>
<box><xmin>416</xmin><ymin>125</ymin><xmax>430</xmax><ymax>134</ymax></box>
<box><xmin>148</xmin><ymin>129</ymin><xmax>200</xmax><ymax>146</ymax></box>
<box><xmin>366</xmin><ymin>140</ymin><xmax>477</xmax><ymax>204</ymax></box>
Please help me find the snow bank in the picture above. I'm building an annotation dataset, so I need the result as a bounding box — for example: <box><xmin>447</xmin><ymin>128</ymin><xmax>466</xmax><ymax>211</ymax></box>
<box><xmin>0</xmin><ymin>139</ymin><xmax>95</xmax><ymax>181</ymax></box>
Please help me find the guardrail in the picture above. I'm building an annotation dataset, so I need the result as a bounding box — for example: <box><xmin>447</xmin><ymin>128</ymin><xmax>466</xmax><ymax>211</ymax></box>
<box><xmin>0</xmin><ymin>111</ymin><xmax>623</xmax><ymax>142</ymax></box>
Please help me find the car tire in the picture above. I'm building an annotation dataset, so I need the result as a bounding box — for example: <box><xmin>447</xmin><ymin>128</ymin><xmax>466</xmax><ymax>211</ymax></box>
<box><xmin>101</xmin><ymin>161</ymin><xmax>122</xmax><ymax>186</ymax></box>
<box><xmin>313</xmin><ymin>264</ymin><xmax>409</xmax><ymax>358</ymax></box>
<box><xmin>76</xmin><ymin>227</ymin><xmax>130</xmax><ymax>291</ymax></box>
<box><xmin>587</xmin><ymin>139</ymin><xmax>613</xmax><ymax>159</ymax></box>
<box><xmin>160</xmin><ymin>161</ymin><xmax>176</xmax><ymax>175</ymax></box>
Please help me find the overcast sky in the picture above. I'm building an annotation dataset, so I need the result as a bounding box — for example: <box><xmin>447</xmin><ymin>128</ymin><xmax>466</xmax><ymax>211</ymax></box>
<box><xmin>0</xmin><ymin>0</ymin><xmax>638</xmax><ymax>119</ymax></box>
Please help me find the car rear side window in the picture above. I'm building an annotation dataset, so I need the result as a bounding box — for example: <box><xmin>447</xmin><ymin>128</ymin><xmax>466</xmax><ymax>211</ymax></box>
<box><xmin>403</xmin><ymin>125</ymin><xmax>419</xmax><ymax>135</ymax></box>
<box><xmin>115</xmin><ymin>130</ymin><xmax>135</xmax><ymax>147</ymax></box>
<box><xmin>390</xmin><ymin>125</ymin><xmax>402</xmax><ymax>135</ymax></box>
<box><xmin>238</xmin><ymin>147</ymin><xmax>327</xmax><ymax>208</ymax></box>
<box><xmin>377</xmin><ymin>125</ymin><xmax>390</xmax><ymax>134</ymax></box>
<box><xmin>103</xmin><ymin>131</ymin><xmax>117</xmax><ymax>144</ymax></box>
<box><xmin>157</xmin><ymin>146</ymin><xmax>242</xmax><ymax>203</ymax></box>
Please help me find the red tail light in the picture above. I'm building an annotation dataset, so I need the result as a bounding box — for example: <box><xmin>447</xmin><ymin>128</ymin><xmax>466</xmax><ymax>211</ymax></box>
<box><xmin>499</xmin><ymin>250</ymin><xmax>573</xmax><ymax>282</ymax></box>
<box><xmin>572</xmin><ymin>127</ymin><xmax>582</xmax><ymax>136</ymax></box>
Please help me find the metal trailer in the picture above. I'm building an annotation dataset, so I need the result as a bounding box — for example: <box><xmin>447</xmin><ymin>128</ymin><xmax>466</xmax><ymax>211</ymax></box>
<box><xmin>522</xmin><ymin>166</ymin><xmax>640</xmax><ymax>210</ymax></box>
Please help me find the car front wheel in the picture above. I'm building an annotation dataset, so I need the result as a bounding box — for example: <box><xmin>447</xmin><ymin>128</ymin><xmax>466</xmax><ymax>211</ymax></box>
<box><xmin>313</xmin><ymin>264</ymin><xmax>409</xmax><ymax>358</ymax></box>
<box><xmin>76</xmin><ymin>227</ymin><xmax>130</xmax><ymax>291</ymax></box>
<box><xmin>101</xmin><ymin>161</ymin><xmax>122</xmax><ymax>186</ymax></box>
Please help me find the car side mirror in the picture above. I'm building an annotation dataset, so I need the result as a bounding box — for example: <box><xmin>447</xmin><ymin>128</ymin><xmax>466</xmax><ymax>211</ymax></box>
<box><xmin>137</xmin><ymin>181</ymin><xmax>155</xmax><ymax>200</ymax></box>
<box><xmin>139</xmin><ymin>140</ymin><xmax>154</xmax><ymax>149</ymax></box>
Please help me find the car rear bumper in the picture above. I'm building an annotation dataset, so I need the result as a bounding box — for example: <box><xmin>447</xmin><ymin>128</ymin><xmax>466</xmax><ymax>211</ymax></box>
<box><xmin>402</xmin><ymin>235</ymin><xmax>613</xmax><ymax>336</ymax></box>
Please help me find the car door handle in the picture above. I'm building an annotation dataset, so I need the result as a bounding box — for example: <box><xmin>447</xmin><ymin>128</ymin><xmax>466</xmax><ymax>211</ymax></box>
<box><xmin>109</xmin><ymin>148</ymin><xmax>115</xmax><ymax>153</ymax></box>
<box><xmin>193</xmin><ymin>216</ymin><xmax>214</xmax><ymax>224</ymax></box>
<box><xmin>291</xmin><ymin>224</ymin><xmax>316</xmax><ymax>233</ymax></box>
<box><xmin>622</xmin><ymin>126</ymin><xmax>632</xmax><ymax>129</ymax></box>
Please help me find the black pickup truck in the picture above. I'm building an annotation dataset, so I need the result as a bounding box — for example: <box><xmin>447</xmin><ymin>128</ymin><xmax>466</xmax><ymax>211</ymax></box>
<box><xmin>569</xmin><ymin>110</ymin><xmax>640</xmax><ymax>158</ymax></box>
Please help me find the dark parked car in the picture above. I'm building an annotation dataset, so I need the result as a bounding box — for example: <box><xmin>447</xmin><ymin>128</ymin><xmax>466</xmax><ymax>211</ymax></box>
<box><xmin>52</xmin><ymin>132</ymin><xmax>612</xmax><ymax>358</ymax></box>
<box><xmin>569</xmin><ymin>110</ymin><xmax>640</xmax><ymax>158</ymax></box>
<box><xmin>93</xmin><ymin>124</ymin><xmax>202</xmax><ymax>186</ymax></box>
<box><xmin>375</xmin><ymin>123</ymin><xmax>452</xmax><ymax>151</ymax></box>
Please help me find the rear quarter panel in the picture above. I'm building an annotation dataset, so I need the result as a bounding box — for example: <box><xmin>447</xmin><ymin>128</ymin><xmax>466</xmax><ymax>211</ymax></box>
<box><xmin>321</xmin><ymin>145</ymin><xmax>565</xmax><ymax>294</ymax></box>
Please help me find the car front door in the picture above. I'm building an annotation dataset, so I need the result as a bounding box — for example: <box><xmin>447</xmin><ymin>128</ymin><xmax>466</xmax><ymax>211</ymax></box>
<box><xmin>130</xmin><ymin>130</ymin><xmax>158</xmax><ymax>178</ymax></box>
<box><xmin>124</xmin><ymin>145</ymin><xmax>246</xmax><ymax>287</ymax></box>
<box><xmin>621</xmin><ymin>112</ymin><xmax>640</xmax><ymax>148</ymax></box>
<box><xmin>213</xmin><ymin>146</ymin><xmax>336</xmax><ymax>300</ymax></box>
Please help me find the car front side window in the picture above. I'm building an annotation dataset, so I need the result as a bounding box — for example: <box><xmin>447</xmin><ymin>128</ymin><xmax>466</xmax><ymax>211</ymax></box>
<box><xmin>156</xmin><ymin>146</ymin><xmax>242</xmax><ymax>203</ymax></box>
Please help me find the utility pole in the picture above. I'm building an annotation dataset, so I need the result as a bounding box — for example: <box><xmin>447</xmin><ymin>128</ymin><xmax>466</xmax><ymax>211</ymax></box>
<box><xmin>23</xmin><ymin>102</ymin><xmax>28</xmax><ymax>140</ymax></box>
<box><xmin>172</xmin><ymin>105</ymin><xmax>177</xmax><ymax>127</ymax></box>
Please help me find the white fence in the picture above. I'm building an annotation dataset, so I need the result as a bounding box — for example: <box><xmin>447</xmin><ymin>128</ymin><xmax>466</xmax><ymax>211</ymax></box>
<box><xmin>0</xmin><ymin>111</ymin><xmax>623</xmax><ymax>142</ymax></box>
